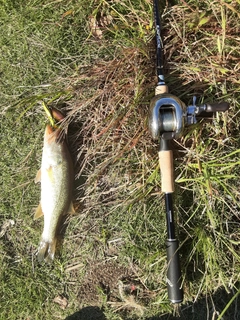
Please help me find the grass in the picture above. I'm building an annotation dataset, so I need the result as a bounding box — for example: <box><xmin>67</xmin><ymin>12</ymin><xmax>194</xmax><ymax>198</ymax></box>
<box><xmin>0</xmin><ymin>0</ymin><xmax>240</xmax><ymax>319</ymax></box>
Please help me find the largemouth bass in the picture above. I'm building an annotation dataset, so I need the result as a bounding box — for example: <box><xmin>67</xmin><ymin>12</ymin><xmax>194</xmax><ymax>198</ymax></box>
<box><xmin>34</xmin><ymin>109</ymin><xmax>74</xmax><ymax>262</ymax></box>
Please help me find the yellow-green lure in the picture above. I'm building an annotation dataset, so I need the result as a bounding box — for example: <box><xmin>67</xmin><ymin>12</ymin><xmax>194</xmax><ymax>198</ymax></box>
<box><xmin>42</xmin><ymin>101</ymin><xmax>59</xmax><ymax>129</ymax></box>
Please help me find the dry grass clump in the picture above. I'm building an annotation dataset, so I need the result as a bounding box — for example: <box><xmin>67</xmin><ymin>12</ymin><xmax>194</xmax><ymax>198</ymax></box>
<box><xmin>65</xmin><ymin>45</ymin><xmax>157</xmax><ymax>216</ymax></box>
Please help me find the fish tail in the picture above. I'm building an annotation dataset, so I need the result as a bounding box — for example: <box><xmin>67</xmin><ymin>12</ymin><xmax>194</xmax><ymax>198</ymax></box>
<box><xmin>37</xmin><ymin>238</ymin><xmax>57</xmax><ymax>263</ymax></box>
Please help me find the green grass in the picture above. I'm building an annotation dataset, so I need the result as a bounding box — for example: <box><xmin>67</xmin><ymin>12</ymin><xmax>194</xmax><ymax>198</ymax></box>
<box><xmin>1</xmin><ymin>0</ymin><xmax>240</xmax><ymax>319</ymax></box>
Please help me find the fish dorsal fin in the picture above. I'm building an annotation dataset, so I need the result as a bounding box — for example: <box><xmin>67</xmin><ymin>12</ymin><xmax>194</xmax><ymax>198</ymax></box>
<box><xmin>35</xmin><ymin>169</ymin><xmax>41</xmax><ymax>183</ymax></box>
<box><xmin>68</xmin><ymin>202</ymin><xmax>75</xmax><ymax>215</ymax></box>
<box><xmin>34</xmin><ymin>203</ymin><xmax>44</xmax><ymax>219</ymax></box>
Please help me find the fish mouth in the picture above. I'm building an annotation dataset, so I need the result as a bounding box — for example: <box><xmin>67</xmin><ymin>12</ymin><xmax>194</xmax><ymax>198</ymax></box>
<box><xmin>45</xmin><ymin>124</ymin><xmax>55</xmax><ymax>136</ymax></box>
<box><xmin>51</xmin><ymin>108</ymin><xmax>65</xmax><ymax>122</ymax></box>
<box><xmin>44</xmin><ymin>125</ymin><xmax>65</xmax><ymax>144</ymax></box>
<box><xmin>44</xmin><ymin>108</ymin><xmax>66</xmax><ymax>144</ymax></box>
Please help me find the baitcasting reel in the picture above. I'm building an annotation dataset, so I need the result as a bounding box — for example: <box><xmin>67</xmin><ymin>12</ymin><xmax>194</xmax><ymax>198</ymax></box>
<box><xmin>149</xmin><ymin>86</ymin><xmax>229</xmax><ymax>141</ymax></box>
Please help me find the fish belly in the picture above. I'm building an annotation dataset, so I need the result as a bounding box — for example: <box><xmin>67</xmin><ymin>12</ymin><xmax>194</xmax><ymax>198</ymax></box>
<box><xmin>41</xmin><ymin>163</ymin><xmax>69</xmax><ymax>242</ymax></box>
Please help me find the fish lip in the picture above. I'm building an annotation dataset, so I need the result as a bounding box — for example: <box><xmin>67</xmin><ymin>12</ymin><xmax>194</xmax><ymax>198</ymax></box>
<box><xmin>51</xmin><ymin>108</ymin><xmax>65</xmax><ymax>122</ymax></box>
<box><xmin>44</xmin><ymin>125</ymin><xmax>65</xmax><ymax>144</ymax></box>
<box><xmin>45</xmin><ymin>124</ymin><xmax>54</xmax><ymax>136</ymax></box>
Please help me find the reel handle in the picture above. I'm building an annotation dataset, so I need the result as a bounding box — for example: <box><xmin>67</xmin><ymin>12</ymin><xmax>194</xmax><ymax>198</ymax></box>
<box><xmin>166</xmin><ymin>239</ymin><xmax>183</xmax><ymax>303</ymax></box>
<box><xmin>188</xmin><ymin>100</ymin><xmax>229</xmax><ymax>122</ymax></box>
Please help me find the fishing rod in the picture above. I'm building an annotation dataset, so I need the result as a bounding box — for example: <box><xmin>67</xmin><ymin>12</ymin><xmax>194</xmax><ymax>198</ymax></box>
<box><xmin>149</xmin><ymin>0</ymin><xmax>229</xmax><ymax>304</ymax></box>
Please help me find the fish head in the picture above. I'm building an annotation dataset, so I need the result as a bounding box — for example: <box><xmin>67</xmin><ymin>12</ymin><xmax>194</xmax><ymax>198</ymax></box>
<box><xmin>44</xmin><ymin>108</ymin><xmax>66</xmax><ymax>145</ymax></box>
<box><xmin>44</xmin><ymin>124</ymin><xmax>64</xmax><ymax>145</ymax></box>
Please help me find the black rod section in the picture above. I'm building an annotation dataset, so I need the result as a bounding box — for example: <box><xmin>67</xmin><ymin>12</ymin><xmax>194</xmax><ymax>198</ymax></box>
<box><xmin>165</xmin><ymin>193</ymin><xmax>183</xmax><ymax>303</ymax></box>
<box><xmin>166</xmin><ymin>238</ymin><xmax>183</xmax><ymax>303</ymax></box>
<box><xmin>165</xmin><ymin>192</ymin><xmax>183</xmax><ymax>303</ymax></box>
<box><xmin>165</xmin><ymin>193</ymin><xmax>176</xmax><ymax>239</ymax></box>
<box><xmin>153</xmin><ymin>0</ymin><xmax>165</xmax><ymax>85</ymax></box>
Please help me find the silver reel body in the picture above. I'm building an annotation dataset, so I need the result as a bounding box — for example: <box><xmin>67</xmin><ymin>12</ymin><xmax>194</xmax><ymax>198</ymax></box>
<box><xmin>149</xmin><ymin>93</ymin><xmax>186</xmax><ymax>140</ymax></box>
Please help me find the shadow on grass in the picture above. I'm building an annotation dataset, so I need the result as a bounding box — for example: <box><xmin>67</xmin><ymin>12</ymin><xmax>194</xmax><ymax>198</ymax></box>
<box><xmin>63</xmin><ymin>287</ymin><xmax>239</xmax><ymax>320</ymax></box>
<box><xmin>146</xmin><ymin>286</ymin><xmax>239</xmax><ymax>320</ymax></box>
<box><xmin>65</xmin><ymin>306</ymin><xmax>106</xmax><ymax>320</ymax></box>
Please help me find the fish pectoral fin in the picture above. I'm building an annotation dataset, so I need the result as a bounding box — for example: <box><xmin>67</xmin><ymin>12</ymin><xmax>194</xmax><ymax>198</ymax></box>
<box><xmin>68</xmin><ymin>202</ymin><xmax>75</xmax><ymax>215</ymax></box>
<box><xmin>35</xmin><ymin>169</ymin><xmax>41</xmax><ymax>183</ymax></box>
<box><xmin>47</xmin><ymin>166</ymin><xmax>54</xmax><ymax>183</ymax></box>
<box><xmin>34</xmin><ymin>203</ymin><xmax>44</xmax><ymax>219</ymax></box>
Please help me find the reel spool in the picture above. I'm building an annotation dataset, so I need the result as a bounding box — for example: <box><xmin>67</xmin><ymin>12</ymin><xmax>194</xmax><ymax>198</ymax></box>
<box><xmin>149</xmin><ymin>93</ymin><xmax>186</xmax><ymax>141</ymax></box>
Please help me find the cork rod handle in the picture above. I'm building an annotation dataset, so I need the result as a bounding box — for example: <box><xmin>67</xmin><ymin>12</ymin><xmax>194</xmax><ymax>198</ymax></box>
<box><xmin>159</xmin><ymin>150</ymin><xmax>174</xmax><ymax>193</ymax></box>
